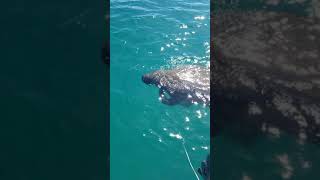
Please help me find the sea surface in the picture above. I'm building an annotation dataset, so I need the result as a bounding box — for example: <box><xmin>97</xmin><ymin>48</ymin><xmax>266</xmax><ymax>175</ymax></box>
<box><xmin>2</xmin><ymin>0</ymin><xmax>320</xmax><ymax>180</ymax></box>
<box><xmin>110</xmin><ymin>0</ymin><xmax>210</xmax><ymax>180</ymax></box>
<box><xmin>1</xmin><ymin>1</ymin><xmax>107</xmax><ymax>179</ymax></box>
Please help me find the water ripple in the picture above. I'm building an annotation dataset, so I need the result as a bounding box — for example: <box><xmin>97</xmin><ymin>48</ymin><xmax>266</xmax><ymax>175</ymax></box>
<box><xmin>111</xmin><ymin>0</ymin><xmax>209</xmax><ymax>179</ymax></box>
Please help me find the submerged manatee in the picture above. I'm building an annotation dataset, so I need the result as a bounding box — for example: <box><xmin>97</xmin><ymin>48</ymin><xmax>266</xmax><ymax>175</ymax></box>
<box><xmin>212</xmin><ymin>11</ymin><xmax>320</xmax><ymax>143</ymax></box>
<box><xmin>198</xmin><ymin>154</ymin><xmax>210</xmax><ymax>180</ymax></box>
<box><xmin>142</xmin><ymin>65</ymin><xmax>210</xmax><ymax>106</ymax></box>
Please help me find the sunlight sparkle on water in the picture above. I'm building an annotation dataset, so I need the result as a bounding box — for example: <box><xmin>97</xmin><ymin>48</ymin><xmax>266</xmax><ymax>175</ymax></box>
<box><xmin>201</xmin><ymin>146</ymin><xmax>209</xmax><ymax>150</ymax></box>
<box><xmin>194</xmin><ymin>16</ymin><xmax>205</xmax><ymax>20</ymax></box>
<box><xmin>196</xmin><ymin>110</ymin><xmax>202</xmax><ymax>118</ymax></box>
<box><xmin>169</xmin><ymin>133</ymin><xmax>183</xmax><ymax>139</ymax></box>
<box><xmin>180</xmin><ymin>24</ymin><xmax>188</xmax><ymax>29</ymax></box>
<box><xmin>185</xmin><ymin>116</ymin><xmax>190</xmax><ymax>122</ymax></box>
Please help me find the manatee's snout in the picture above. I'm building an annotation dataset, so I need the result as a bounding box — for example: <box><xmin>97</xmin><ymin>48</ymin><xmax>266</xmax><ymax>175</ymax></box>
<box><xmin>142</xmin><ymin>73</ymin><xmax>155</xmax><ymax>85</ymax></box>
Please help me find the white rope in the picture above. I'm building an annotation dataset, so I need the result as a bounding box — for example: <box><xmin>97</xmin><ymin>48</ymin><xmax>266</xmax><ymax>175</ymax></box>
<box><xmin>182</xmin><ymin>139</ymin><xmax>200</xmax><ymax>180</ymax></box>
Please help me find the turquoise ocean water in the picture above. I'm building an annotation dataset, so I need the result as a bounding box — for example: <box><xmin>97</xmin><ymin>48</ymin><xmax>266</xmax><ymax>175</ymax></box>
<box><xmin>110</xmin><ymin>0</ymin><xmax>210</xmax><ymax>179</ymax></box>
<box><xmin>1</xmin><ymin>1</ymin><xmax>107</xmax><ymax>179</ymax></box>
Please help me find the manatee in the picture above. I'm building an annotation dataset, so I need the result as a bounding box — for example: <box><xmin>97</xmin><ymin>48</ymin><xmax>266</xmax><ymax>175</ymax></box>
<box><xmin>142</xmin><ymin>65</ymin><xmax>210</xmax><ymax>106</ymax></box>
<box><xmin>212</xmin><ymin>10</ymin><xmax>320</xmax><ymax>143</ymax></box>
<box><xmin>198</xmin><ymin>154</ymin><xmax>210</xmax><ymax>180</ymax></box>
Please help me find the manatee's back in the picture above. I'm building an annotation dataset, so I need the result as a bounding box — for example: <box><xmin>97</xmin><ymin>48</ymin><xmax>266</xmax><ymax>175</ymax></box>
<box><xmin>213</xmin><ymin>11</ymin><xmax>320</xmax><ymax>101</ymax></box>
<box><xmin>212</xmin><ymin>10</ymin><xmax>320</xmax><ymax>142</ymax></box>
<box><xmin>214</xmin><ymin>11</ymin><xmax>320</xmax><ymax>72</ymax></box>
<box><xmin>172</xmin><ymin>65</ymin><xmax>210</xmax><ymax>96</ymax></box>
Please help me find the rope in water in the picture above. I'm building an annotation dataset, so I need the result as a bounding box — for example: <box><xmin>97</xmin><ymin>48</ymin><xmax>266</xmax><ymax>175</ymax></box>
<box><xmin>182</xmin><ymin>139</ymin><xmax>200</xmax><ymax>180</ymax></box>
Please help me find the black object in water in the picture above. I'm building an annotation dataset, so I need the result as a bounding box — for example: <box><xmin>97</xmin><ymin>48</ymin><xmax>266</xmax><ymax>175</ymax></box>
<box><xmin>102</xmin><ymin>41</ymin><xmax>109</xmax><ymax>65</ymax></box>
<box><xmin>198</xmin><ymin>154</ymin><xmax>210</xmax><ymax>180</ymax></box>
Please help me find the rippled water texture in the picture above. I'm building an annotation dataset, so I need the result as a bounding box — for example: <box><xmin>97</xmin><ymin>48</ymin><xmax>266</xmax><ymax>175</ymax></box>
<box><xmin>213</xmin><ymin>1</ymin><xmax>320</xmax><ymax>180</ymax></box>
<box><xmin>110</xmin><ymin>0</ymin><xmax>210</xmax><ymax>179</ymax></box>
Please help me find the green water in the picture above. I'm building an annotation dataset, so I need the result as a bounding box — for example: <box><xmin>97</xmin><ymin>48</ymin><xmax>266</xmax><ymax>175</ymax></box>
<box><xmin>110</xmin><ymin>0</ymin><xmax>210</xmax><ymax>179</ymax></box>
<box><xmin>1</xmin><ymin>1</ymin><xmax>107</xmax><ymax>179</ymax></box>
